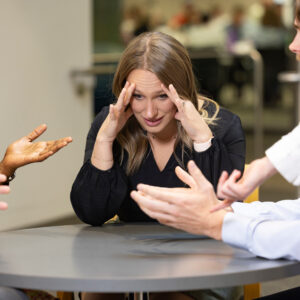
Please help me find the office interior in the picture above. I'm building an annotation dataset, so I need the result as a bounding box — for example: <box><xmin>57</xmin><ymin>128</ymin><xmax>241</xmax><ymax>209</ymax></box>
<box><xmin>0</xmin><ymin>0</ymin><xmax>299</xmax><ymax>298</ymax></box>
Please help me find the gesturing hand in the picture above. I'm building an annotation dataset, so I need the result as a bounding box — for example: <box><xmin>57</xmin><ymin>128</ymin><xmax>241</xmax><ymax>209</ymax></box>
<box><xmin>131</xmin><ymin>161</ymin><xmax>226</xmax><ymax>239</ymax></box>
<box><xmin>97</xmin><ymin>82</ymin><xmax>135</xmax><ymax>143</ymax></box>
<box><xmin>162</xmin><ymin>84</ymin><xmax>213</xmax><ymax>143</ymax></box>
<box><xmin>0</xmin><ymin>124</ymin><xmax>72</xmax><ymax>177</ymax></box>
<box><xmin>212</xmin><ymin>157</ymin><xmax>277</xmax><ymax>212</ymax></box>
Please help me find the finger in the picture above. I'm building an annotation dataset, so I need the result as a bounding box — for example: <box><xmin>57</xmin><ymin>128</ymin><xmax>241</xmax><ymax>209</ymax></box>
<box><xmin>109</xmin><ymin>104</ymin><xmax>116</xmax><ymax>120</ymax></box>
<box><xmin>0</xmin><ymin>201</ymin><xmax>8</xmax><ymax>210</ymax></box>
<box><xmin>218</xmin><ymin>188</ymin><xmax>241</xmax><ymax>201</ymax></box>
<box><xmin>140</xmin><ymin>205</ymin><xmax>176</xmax><ymax>223</ymax></box>
<box><xmin>36</xmin><ymin>151</ymin><xmax>54</xmax><ymax>162</ymax></box>
<box><xmin>175</xmin><ymin>166</ymin><xmax>197</xmax><ymax>189</ymax></box>
<box><xmin>210</xmin><ymin>199</ymin><xmax>233</xmax><ymax>213</ymax></box>
<box><xmin>0</xmin><ymin>174</ymin><xmax>7</xmax><ymax>183</ymax></box>
<box><xmin>38</xmin><ymin>140</ymin><xmax>70</xmax><ymax>160</ymax></box>
<box><xmin>219</xmin><ymin>170</ymin><xmax>243</xmax><ymax>199</ymax></box>
<box><xmin>26</xmin><ymin>124</ymin><xmax>47</xmax><ymax>142</ymax></box>
<box><xmin>135</xmin><ymin>184</ymin><xmax>184</xmax><ymax>204</ymax></box>
<box><xmin>124</xmin><ymin>83</ymin><xmax>135</xmax><ymax>106</ymax></box>
<box><xmin>217</xmin><ymin>171</ymin><xmax>229</xmax><ymax>198</ymax></box>
<box><xmin>131</xmin><ymin>190</ymin><xmax>177</xmax><ymax>220</ymax></box>
<box><xmin>228</xmin><ymin>169</ymin><xmax>242</xmax><ymax>184</ymax></box>
<box><xmin>115</xmin><ymin>82</ymin><xmax>129</xmax><ymax>111</ymax></box>
<box><xmin>161</xmin><ymin>84</ymin><xmax>181</xmax><ymax>110</ymax></box>
<box><xmin>169</xmin><ymin>84</ymin><xmax>185</xmax><ymax>112</ymax></box>
<box><xmin>187</xmin><ymin>160</ymin><xmax>209</xmax><ymax>189</ymax></box>
<box><xmin>0</xmin><ymin>185</ymin><xmax>10</xmax><ymax>194</ymax></box>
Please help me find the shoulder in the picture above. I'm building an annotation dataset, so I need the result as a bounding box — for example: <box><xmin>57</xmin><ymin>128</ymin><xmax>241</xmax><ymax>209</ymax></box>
<box><xmin>205</xmin><ymin>102</ymin><xmax>242</xmax><ymax>138</ymax></box>
<box><xmin>89</xmin><ymin>106</ymin><xmax>110</xmax><ymax>135</ymax></box>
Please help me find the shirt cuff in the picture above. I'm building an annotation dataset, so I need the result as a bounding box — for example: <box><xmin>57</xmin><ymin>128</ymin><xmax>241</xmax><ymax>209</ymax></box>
<box><xmin>193</xmin><ymin>138</ymin><xmax>213</xmax><ymax>152</ymax></box>
<box><xmin>222</xmin><ymin>212</ymin><xmax>250</xmax><ymax>250</ymax></box>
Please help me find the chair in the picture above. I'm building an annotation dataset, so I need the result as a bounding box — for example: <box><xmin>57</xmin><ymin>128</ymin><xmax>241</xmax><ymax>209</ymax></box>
<box><xmin>57</xmin><ymin>291</ymin><xmax>73</xmax><ymax>300</ymax></box>
<box><xmin>243</xmin><ymin>164</ymin><xmax>261</xmax><ymax>300</ymax></box>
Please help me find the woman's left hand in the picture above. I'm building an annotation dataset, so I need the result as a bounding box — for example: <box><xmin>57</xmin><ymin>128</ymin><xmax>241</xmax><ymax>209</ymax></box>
<box><xmin>162</xmin><ymin>84</ymin><xmax>213</xmax><ymax>143</ymax></box>
<box><xmin>0</xmin><ymin>124</ymin><xmax>72</xmax><ymax>177</ymax></box>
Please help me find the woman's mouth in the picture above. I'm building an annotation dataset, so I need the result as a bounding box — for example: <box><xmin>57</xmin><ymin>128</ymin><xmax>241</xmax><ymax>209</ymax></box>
<box><xmin>144</xmin><ymin>117</ymin><xmax>163</xmax><ymax>127</ymax></box>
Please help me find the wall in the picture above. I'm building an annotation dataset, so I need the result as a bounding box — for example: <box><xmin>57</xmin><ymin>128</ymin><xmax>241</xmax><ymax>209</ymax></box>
<box><xmin>0</xmin><ymin>0</ymin><xmax>92</xmax><ymax>230</ymax></box>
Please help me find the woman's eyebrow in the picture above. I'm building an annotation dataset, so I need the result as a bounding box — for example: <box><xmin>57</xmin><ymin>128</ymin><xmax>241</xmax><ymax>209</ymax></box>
<box><xmin>133</xmin><ymin>89</ymin><xmax>165</xmax><ymax>95</ymax></box>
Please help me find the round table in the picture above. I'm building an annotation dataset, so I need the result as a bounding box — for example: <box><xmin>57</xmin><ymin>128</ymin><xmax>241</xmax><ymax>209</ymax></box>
<box><xmin>0</xmin><ymin>223</ymin><xmax>299</xmax><ymax>294</ymax></box>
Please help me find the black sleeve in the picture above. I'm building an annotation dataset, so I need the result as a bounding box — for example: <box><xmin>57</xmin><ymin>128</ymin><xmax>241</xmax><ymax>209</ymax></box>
<box><xmin>192</xmin><ymin>108</ymin><xmax>245</xmax><ymax>191</ymax></box>
<box><xmin>70</xmin><ymin>107</ymin><xmax>128</xmax><ymax>226</ymax></box>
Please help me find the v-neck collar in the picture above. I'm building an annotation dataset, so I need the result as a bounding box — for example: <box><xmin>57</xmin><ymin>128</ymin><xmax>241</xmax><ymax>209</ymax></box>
<box><xmin>146</xmin><ymin>144</ymin><xmax>177</xmax><ymax>173</ymax></box>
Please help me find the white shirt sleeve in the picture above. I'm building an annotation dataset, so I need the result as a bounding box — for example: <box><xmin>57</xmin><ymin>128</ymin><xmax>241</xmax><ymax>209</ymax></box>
<box><xmin>231</xmin><ymin>199</ymin><xmax>300</xmax><ymax>220</ymax></box>
<box><xmin>265</xmin><ymin>123</ymin><xmax>300</xmax><ymax>186</ymax></box>
<box><xmin>222</xmin><ymin>211</ymin><xmax>300</xmax><ymax>260</ymax></box>
<box><xmin>221</xmin><ymin>125</ymin><xmax>300</xmax><ymax>260</ymax></box>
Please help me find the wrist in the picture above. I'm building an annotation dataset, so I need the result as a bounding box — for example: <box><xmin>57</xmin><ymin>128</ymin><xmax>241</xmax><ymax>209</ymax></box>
<box><xmin>254</xmin><ymin>157</ymin><xmax>276</xmax><ymax>185</ymax></box>
<box><xmin>206</xmin><ymin>210</ymin><xmax>227</xmax><ymax>240</ymax></box>
<box><xmin>0</xmin><ymin>160</ymin><xmax>16</xmax><ymax>178</ymax></box>
<box><xmin>91</xmin><ymin>139</ymin><xmax>114</xmax><ymax>170</ymax></box>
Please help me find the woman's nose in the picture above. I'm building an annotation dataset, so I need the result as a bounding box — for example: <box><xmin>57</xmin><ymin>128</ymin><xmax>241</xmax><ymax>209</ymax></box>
<box><xmin>145</xmin><ymin>100</ymin><xmax>157</xmax><ymax>118</ymax></box>
<box><xmin>289</xmin><ymin>32</ymin><xmax>300</xmax><ymax>54</ymax></box>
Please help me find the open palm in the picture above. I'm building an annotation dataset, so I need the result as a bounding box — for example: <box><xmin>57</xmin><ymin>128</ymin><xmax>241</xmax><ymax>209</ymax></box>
<box><xmin>1</xmin><ymin>124</ymin><xmax>72</xmax><ymax>176</ymax></box>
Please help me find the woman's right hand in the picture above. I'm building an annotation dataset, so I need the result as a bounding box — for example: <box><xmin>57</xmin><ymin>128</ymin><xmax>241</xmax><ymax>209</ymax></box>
<box><xmin>97</xmin><ymin>82</ymin><xmax>135</xmax><ymax>143</ymax></box>
<box><xmin>91</xmin><ymin>82</ymin><xmax>135</xmax><ymax>170</ymax></box>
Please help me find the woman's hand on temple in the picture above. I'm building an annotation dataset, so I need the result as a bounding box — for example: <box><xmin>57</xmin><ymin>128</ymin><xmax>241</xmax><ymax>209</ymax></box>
<box><xmin>91</xmin><ymin>82</ymin><xmax>135</xmax><ymax>170</ymax></box>
<box><xmin>162</xmin><ymin>84</ymin><xmax>213</xmax><ymax>143</ymax></box>
<box><xmin>97</xmin><ymin>82</ymin><xmax>135</xmax><ymax>143</ymax></box>
<box><xmin>0</xmin><ymin>124</ymin><xmax>72</xmax><ymax>177</ymax></box>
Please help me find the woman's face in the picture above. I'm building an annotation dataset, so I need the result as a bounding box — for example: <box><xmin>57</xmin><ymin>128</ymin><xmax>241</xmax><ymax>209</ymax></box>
<box><xmin>128</xmin><ymin>69</ymin><xmax>177</xmax><ymax>136</ymax></box>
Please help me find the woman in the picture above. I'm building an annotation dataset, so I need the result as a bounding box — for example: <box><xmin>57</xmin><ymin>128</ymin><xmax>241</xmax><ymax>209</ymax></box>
<box><xmin>71</xmin><ymin>32</ymin><xmax>245</xmax><ymax>300</ymax></box>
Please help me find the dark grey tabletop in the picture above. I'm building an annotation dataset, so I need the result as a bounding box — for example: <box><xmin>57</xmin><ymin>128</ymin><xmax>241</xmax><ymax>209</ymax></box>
<box><xmin>0</xmin><ymin>223</ymin><xmax>299</xmax><ymax>292</ymax></box>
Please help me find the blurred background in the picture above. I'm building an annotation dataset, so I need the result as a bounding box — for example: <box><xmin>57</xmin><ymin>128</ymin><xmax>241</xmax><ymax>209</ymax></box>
<box><xmin>0</xmin><ymin>0</ymin><xmax>300</xmax><ymax>295</ymax></box>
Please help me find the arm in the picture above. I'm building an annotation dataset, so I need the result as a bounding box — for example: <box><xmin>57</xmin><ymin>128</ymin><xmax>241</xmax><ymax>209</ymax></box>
<box><xmin>223</xmin><ymin>212</ymin><xmax>300</xmax><ymax>260</ymax></box>
<box><xmin>266</xmin><ymin>123</ymin><xmax>300</xmax><ymax>186</ymax></box>
<box><xmin>70</xmin><ymin>107</ymin><xmax>129</xmax><ymax>225</ymax></box>
<box><xmin>231</xmin><ymin>199</ymin><xmax>300</xmax><ymax>220</ymax></box>
<box><xmin>71</xmin><ymin>81</ymin><xmax>135</xmax><ymax>226</ymax></box>
<box><xmin>162</xmin><ymin>85</ymin><xmax>246</xmax><ymax>190</ymax></box>
<box><xmin>214</xmin><ymin>123</ymin><xmax>300</xmax><ymax>211</ymax></box>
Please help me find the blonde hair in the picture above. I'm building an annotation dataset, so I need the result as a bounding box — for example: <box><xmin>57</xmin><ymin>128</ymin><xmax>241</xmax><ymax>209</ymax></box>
<box><xmin>113</xmin><ymin>32</ymin><xmax>219</xmax><ymax>175</ymax></box>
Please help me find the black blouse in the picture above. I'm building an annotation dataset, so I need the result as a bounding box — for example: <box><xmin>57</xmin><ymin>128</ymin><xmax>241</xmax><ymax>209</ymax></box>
<box><xmin>71</xmin><ymin>103</ymin><xmax>245</xmax><ymax>226</ymax></box>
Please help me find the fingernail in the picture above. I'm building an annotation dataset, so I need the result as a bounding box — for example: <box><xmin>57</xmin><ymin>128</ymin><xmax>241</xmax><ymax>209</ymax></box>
<box><xmin>189</xmin><ymin>160</ymin><xmax>196</xmax><ymax>168</ymax></box>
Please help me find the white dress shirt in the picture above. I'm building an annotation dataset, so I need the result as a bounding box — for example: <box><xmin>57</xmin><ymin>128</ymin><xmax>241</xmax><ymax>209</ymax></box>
<box><xmin>222</xmin><ymin>123</ymin><xmax>300</xmax><ymax>260</ymax></box>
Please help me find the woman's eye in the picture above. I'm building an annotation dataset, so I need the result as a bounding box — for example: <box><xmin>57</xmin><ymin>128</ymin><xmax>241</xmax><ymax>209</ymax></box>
<box><xmin>133</xmin><ymin>94</ymin><xmax>143</xmax><ymax>100</ymax></box>
<box><xmin>158</xmin><ymin>94</ymin><xmax>168</xmax><ymax>100</ymax></box>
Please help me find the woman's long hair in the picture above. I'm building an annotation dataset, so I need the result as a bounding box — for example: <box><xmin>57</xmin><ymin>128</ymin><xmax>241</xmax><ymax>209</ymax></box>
<box><xmin>112</xmin><ymin>32</ymin><xmax>219</xmax><ymax>175</ymax></box>
<box><xmin>297</xmin><ymin>0</ymin><xmax>300</xmax><ymax>23</ymax></box>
